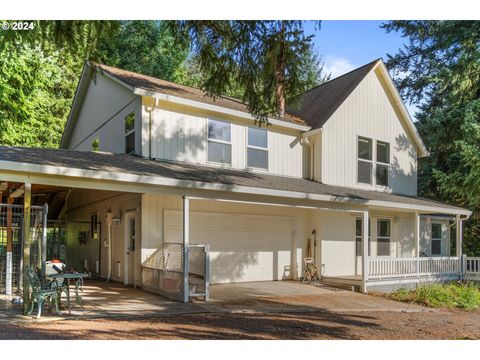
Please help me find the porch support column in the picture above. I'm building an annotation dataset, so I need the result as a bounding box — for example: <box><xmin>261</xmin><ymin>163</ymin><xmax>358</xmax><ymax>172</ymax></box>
<box><xmin>455</xmin><ymin>214</ymin><xmax>462</xmax><ymax>258</ymax></box>
<box><xmin>22</xmin><ymin>182</ymin><xmax>31</xmax><ymax>315</ymax></box>
<box><xmin>5</xmin><ymin>197</ymin><xmax>14</xmax><ymax>295</ymax></box>
<box><xmin>415</xmin><ymin>211</ymin><xmax>420</xmax><ymax>278</ymax></box>
<box><xmin>182</xmin><ymin>196</ymin><xmax>190</xmax><ymax>303</ymax></box>
<box><xmin>41</xmin><ymin>204</ymin><xmax>48</xmax><ymax>289</ymax></box>
<box><xmin>361</xmin><ymin>210</ymin><xmax>369</xmax><ymax>293</ymax></box>
<box><xmin>455</xmin><ymin>214</ymin><xmax>463</xmax><ymax>277</ymax></box>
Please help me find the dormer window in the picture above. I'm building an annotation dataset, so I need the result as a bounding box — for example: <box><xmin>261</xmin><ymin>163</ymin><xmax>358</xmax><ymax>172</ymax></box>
<box><xmin>207</xmin><ymin>119</ymin><xmax>231</xmax><ymax>165</ymax></box>
<box><xmin>125</xmin><ymin>112</ymin><xmax>135</xmax><ymax>154</ymax></box>
<box><xmin>247</xmin><ymin>127</ymin><xmax>268</xmax><ymax>170</ymax></box>
<box><xmin>357</xmin><ymin>137</ymin><xmax>373</xmax><ymax>184</ymax></box>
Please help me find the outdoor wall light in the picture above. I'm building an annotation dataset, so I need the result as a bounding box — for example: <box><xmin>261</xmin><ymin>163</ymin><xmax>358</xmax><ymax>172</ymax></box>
<box><xmin>112</xmin><ymin>215</ymin><xmax>121</xmax><ymax>227</ymax></box>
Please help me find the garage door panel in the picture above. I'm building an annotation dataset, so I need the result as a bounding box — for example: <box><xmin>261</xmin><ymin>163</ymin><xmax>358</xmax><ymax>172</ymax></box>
<box><xmin>164</xmin><ymin>210</ymin><xmax>293</xmax><ymax>283</ymax></box>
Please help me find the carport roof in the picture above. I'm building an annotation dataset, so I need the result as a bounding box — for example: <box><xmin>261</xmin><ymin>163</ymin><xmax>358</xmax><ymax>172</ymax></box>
<box><xmin>0</xmin><ymin>146</ymin><xmax>470</xmax><ymax>215</ymax></box>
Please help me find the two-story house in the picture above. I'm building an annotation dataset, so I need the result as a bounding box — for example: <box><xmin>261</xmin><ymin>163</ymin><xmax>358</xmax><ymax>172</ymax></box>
<box><xmin>0</xmin><ymin>59</ymin><xmax>472</xmax><ymax>301</ymax></box>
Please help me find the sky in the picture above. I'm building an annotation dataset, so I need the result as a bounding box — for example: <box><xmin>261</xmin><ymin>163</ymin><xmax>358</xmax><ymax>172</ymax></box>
<box><xmin>303</xmin><ymin>20</ymin><xmax>418</xmax><ymax>118</ymax></box>
<box><xmin>304</xmin><ymin>20</ymin><xmax>407</xmax><ymax>78</ymax></box>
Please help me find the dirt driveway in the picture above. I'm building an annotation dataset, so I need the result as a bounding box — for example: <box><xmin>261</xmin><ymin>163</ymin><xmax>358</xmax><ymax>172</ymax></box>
<box><xmin>0</xmin><ymin>306</ymin><xmax>478</xmax><ymax>340</ymax></box>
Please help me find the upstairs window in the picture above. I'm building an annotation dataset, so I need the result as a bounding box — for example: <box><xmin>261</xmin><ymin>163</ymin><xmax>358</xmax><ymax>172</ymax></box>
<box><xmin>247</xmin><ymin>127</ymin><xmax>268</xmax><ymax>170</ymax></box>
<box><xmin>207</xmin><ymin>119</ymin><xmax>231</xmax><ymax>165</ymax></box>
<box><xmin>431</xmin><ymin>223</ymin><xmax>442</xmax><ymax>255</ymax></box>
<box><xmin>125</xmin><ymin>112</ymin><xmax>135</xmax><ymax>154</ymax></box>
<box><xmin>357</xmin><ymin>137</ymin><xmax>373</xmax><ymax>184</ymax></box>
<box><xmin>376</xmin><ymin>141</ymin><xmax>390</xmax><ymax>186</ymax></box>
<box><xmin>377</xmin><ymin>219</ymin><xmax>391</xmax><ymax>256</ymax></box>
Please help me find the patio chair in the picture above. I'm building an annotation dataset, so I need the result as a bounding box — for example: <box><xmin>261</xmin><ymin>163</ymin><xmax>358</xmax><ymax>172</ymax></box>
<box><xmin>25</xmin><ymin>266</ymin><xmax>59</xmax><ymax>318</ymax></box>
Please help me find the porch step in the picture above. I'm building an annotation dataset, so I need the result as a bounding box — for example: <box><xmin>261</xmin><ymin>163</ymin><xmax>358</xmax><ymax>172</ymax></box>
<box><xmin>320</xmin><ymin>278</ymin><xmax>361</xmax><ymax>292</ymax></box>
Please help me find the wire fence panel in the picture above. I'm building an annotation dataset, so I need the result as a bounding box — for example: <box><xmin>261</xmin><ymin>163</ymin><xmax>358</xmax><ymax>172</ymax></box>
<box><xmin>141</xmin><ymin>242</ymin><xmax>210</xmax><ymax>302</ymax></box>
<box><xmin>0</xmin><ymin>204</ymin><xmax>44</xmax><ymax>295</ymax></box>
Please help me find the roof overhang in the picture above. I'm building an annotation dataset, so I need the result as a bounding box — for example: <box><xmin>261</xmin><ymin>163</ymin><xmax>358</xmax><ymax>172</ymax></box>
<box><xmin>0</xmin><ymin>159</ymin><xmax>470</xmax><ymax>216</ymax></box>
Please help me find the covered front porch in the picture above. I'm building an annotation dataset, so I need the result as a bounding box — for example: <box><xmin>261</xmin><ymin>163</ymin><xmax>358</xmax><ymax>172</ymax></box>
<box><xmin>319</xmin><ymin>207</ymin><xmax>470</xmax><ymax>292</ymax></box>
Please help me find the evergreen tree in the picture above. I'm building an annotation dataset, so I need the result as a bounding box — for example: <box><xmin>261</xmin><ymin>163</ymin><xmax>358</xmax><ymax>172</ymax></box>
<box><xmin>169</xmin><ymin>21</ymin><xmax>326</xmax><ymax>121</ymax></box>
<box><xmin>383</xmin><ymin>20</ymin><xmax>480</xmax><ymax>255</ymax></box>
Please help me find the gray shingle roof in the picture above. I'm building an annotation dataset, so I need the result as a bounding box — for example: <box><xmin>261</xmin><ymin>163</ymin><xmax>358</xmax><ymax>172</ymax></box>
<box><xmin>90</xmin><ymin>62</ymin><xmax>307</xmax><ymax>126</ymax></box>
<box><xmin>287</xmin><ymin>59</ymin><xmax>380</xmax><ymax>129</ymax></box>
<box><xmin>0</xmin><ymin>146</ymin><xmax>467</xmax><ymax>213</ymax></box>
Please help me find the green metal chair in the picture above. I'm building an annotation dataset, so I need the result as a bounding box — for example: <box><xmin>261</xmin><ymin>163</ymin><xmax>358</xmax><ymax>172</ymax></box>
<box><xmin>25</xmin><ymin>266</ymin><xmax>60</xmax><ymax>318</ymax></box>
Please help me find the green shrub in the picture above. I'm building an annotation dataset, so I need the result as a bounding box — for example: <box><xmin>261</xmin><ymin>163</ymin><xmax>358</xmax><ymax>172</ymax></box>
<box><xmin>389</xmin><ymin>282</ymin><xmax>480</xmax><ymax>311</ymax></box>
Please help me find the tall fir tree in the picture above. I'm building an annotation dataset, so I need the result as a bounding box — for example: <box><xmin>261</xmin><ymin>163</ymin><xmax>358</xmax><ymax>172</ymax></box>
<box><xmin>383</xmin><ymin>20</ymin><xmax>480</xmax><ymax>255</ymax></box>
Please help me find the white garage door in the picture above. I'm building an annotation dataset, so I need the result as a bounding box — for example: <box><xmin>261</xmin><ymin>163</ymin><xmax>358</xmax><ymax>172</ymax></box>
<box><xmin>164</xmin><ymin>210</ymin><xmax>293</xmax><ymax>283</ymax></box>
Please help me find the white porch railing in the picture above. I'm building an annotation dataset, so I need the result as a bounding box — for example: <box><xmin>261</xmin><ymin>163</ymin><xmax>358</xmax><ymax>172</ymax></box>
<box><xmin>465</xmin><ymin>257</ymin><xmax>480</xmax><ymax>279</ymax></box>
<box><xmin>368</xmin><ymin>257</ymin><xmax>462</xmax><ymax>280</ymax></box>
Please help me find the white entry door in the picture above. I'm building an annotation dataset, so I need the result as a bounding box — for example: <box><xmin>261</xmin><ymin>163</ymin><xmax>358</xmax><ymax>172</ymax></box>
<box><xmin>124</xmin><ymin>212</ymin><xmax>136</xmax><ymax>285</ymax></box>
<box><xmin>164</xmin><ymin>210</ymin><xmax>294</xmax><ymax>283</ymax></box>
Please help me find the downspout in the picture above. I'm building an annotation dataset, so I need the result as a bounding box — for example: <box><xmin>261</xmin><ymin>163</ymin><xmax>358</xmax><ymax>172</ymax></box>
<box><xmin>144</xmin><ymin>97</ymin><xmax>157</xmax><ymax>159</ymax></box>
<box><xmin>301</xmin><ymin>134</ymin><xmax>314</xmax><ymax>180</ymax></box>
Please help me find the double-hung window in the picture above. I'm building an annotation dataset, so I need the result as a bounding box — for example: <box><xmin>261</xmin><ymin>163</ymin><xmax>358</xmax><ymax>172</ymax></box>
<box><xmin>207</xmin><ymin>119</ymin><xmax>231</xmax><ymax>165</ymax></box>
<box><xmin>377</xmin><ymin>219</ymin><xmax>391</xmax><ymax>256</ymax></box>
<box><xmin>125</xmin><ymin>112</ymin><xmax>135</xmax><ymax>154</ymax></box>
<box><xmin>357</xmin><ymin>137</ymin><xmax>390</xmax><ymax>187</ymax></box>
<box><xmin>431</xmin><ymin>223</ymin><xmax>442</xmax><ymax>256</ymax></box>
<box><xmin>357</xmin><ymin>137</ymin><xmax>373</xmax><ymax>184</ymax></box>
<box><xmin>355</xmin><ymin>218</ymin><xmax>371</xmax><ymax>256</ymax></box>
<box><xmin>376</xmin><ymin>141</ymin><xmax>390</xmax><ymax>186</ymax></box>
<box><xmin>247</xmin><ymin>127</ymin><xmax>268</xmax><ymax>170</ymax></box>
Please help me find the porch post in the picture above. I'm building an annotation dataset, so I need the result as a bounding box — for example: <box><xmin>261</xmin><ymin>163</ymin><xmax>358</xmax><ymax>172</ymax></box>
<box><xmin>5</xmin><ymin>197</ymin><xmax>13</xmax><ymax>295</ymax></box>
<box><xmin>455</xmin><ymin>214</ymin><xmax>462</xmax><ymax>258</ymax></box>
<box><xmin>22</xmin><ymin>182</ymin><xmax>31</xmax><ymax>315</ymax></box>
<box><xmin>455</xmin><ymin>214</ymin><xmax>463</xmax><ymax>277</ymax></box>
<box><xmin>182</xmin><ymin>196</ymin><xmax>190</xmax><ymax>303</ymax></box>
<box><xmin>415</xmin><ymin>211</ymin><xmax>420</xmax><ymax>278</ymax></box>
<box><xmin>361</xmin><ymin>210</ymin><xmax>369</xmax><ymax>293</ymax></box>
<box><xmin>41</xmin><ymin>204</ymin><xmax>48</xmax><ymax>289</ymax></box>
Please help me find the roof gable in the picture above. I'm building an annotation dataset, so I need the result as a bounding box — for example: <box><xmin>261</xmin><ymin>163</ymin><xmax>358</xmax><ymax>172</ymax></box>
<box><xmin>287</xmin><ymin>59</ymin><xmax>379</xmax><ymax>130</ymax></box>
<box><xmin>289</xmin><ymin>59</ymin><xmax>429</xmax><ymax>157</ymax></box>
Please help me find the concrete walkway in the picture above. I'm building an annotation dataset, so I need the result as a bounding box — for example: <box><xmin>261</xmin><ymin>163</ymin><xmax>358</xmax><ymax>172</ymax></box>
<box><xmin>0</xmin><ymin>280</ymin><xmax>431</xmax><ymax>322</ymax></box>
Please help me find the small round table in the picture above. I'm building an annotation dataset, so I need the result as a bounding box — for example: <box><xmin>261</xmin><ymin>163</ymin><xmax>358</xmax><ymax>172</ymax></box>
<box><xmin>48</xmin><ymin>273</ymin><xmax>88</xmax><ymax>314</ymax></box>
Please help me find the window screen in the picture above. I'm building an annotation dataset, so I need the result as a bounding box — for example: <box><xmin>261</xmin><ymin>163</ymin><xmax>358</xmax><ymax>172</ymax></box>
<box><xmin>125</xmin><ymin>112</ymin><xmax>135</xmax><ymax>154</ymax></box>
<box><xmin>376</xmin><ymin>141</ymin><xmax>390</xmax><ymax>186</ymax></box>
<box><xmin>207</xmin><ymin>119</ymin><xmax>231</xmax><ymax>165</ymax></box>
<box><xmin>377</xmin><ymin>219</ymin><xmax>391</xmax><ymax>256</ymax></box>
<box><xmin>358</xmin><ymin>137</ymin><xmax>373</xmax><ymax>184</ymax></box>
<box><xmin>247</xmin><ymin>127</ymin><xmax>268</xmax><ymax>169</ymax></box>
<box><xmin>431</xmin><ymin>223</ymin><xmax>442</xmax><ymax>255</ymax></box>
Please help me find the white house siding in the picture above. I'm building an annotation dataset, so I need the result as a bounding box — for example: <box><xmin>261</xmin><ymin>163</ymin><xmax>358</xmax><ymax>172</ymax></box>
<box><xmin>66</xmin><ymin>189</ymin><xmax>142</xmax><ymax>286</ymax></box>
<box><xmin>142</xmin><ymin>99</ymin><xmax>304</xmax><ymax>178</ymax></box>
<box><xmin>66</xmin><ymin>72</ymin><xmax>142</xmax><ymax>154</ymax></box>
<box><xmin>419</xmin><ymin>217</ymin><xmax>451</xmax><ymax>257</ymax></box>
<box><xmin>141</xmin><ymin>194</ymin><xmax>309</xmax><ymax>283</ymax></box>
<box><xmin>318</xmin><ymin>69</ymin><xmax>418</xmax><ymax>196</ymax></box>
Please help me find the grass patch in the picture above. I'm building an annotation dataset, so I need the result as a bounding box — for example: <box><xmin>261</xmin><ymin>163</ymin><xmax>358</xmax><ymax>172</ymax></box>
<box><xmin>390</xmin><ymin>282</ymin><xmax>480</xmax><ymax>311</ymax></box>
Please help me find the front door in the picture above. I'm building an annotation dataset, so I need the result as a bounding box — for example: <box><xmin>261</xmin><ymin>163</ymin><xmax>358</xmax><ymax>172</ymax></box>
<box><xmin>124</xmin><ymin>212</ymin><xmax>136</xmax><ymax>285</ymax></box>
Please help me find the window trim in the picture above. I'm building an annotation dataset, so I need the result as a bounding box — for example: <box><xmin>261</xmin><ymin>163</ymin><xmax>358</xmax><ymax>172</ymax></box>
<box><xmin>207</xmin><ymin>118</ymin><xmax>232</xmax><ymax>166</ymax></box>
<box><xmin>431</xmin><ymin>223</ymin><xmax>442</xmax><ymax>256</ymax></box>
<box><xmin>357</xmin><ymin>136</ymin><xmax>373</xmax><ymax>185</ymax></box>
<box><xmin>376</xmin><ymin>218</ymin><xmax>391</xmax><ymax>257</ymax></box>
<box><xmin>356</xmin><ymin>135</ymin><xmax>391</xmax><ymax>188</ymax></box>
<box><xmin>246</xmin><ymin>126</ymin><xmax>268</xmax><ymax>171</ymax></box>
